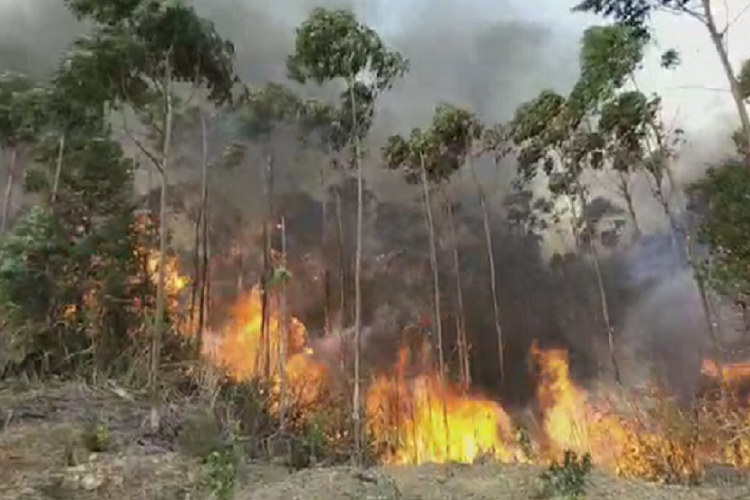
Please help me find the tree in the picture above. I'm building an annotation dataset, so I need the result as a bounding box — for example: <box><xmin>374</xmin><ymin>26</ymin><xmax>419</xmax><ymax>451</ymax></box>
<box><xmin>287</xmin><ymin>7</ymin><xmax>408</xmax><ymax>461</ymax></box>
<box><xmin>62</xmin><ymin>0</ymin><xmax>237</xmax><ymax>426</ymax></box>
<box><xmin>574</xmin><ymin>0</ymin><xmax>750</xmax><ymax>163</ymax></box>
<box><xmin>0</xmin><ymin>72</ymin><xmax>42</xmax><ymax>233</ymax></box>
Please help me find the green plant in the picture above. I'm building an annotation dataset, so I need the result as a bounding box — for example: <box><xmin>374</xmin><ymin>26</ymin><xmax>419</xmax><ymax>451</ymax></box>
<box><xmin>82</xmin><ymin>417</ymin><xmax>111</xmax><ymax>452</ymax></box>
<box><xmin>538</xmin><ymin>450</ymin><xmax>592</xmax><ymax>500</ymax></box>
<box><xmin>205</xmin><ymin>445</ymin><xmax>238</xmax><ymax>500</ymax></box>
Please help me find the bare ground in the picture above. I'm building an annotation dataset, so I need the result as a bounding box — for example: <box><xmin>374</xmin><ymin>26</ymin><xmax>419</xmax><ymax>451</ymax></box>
<box><xmin>1</xmin><ymin>381</ymin><xmax>750</xmax><ymax>500</ymax></box>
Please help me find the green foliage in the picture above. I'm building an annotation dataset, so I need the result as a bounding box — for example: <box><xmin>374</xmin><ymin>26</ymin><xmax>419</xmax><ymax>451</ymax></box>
<box><xmin>573</xmin><ymin>0</ymin><xmax>694</xmax><ymax>41</ymax></box>
<box><xmin>287</xmin><ymin>7</ymin><xmax>408</xmax><ymax>150</ymax></box>
<box><xmin>238</xmin><ymin>83</ymin><xmax>303</xmax><ymax>138</ymax></box>
<box><xmin>384</xmin><ymin>104</ymin><xmax>482</xmax><ymax>185</ymax></box>
<box><xmin>287</xmin><ymin>8</ymin><xmax>408</xmax><ymax>90</ymax></box>
<box><xmin>65</xmin><ymin>0</ymin><xmax>237</xmax><ymax>105</ymax></box>
<box><xmin>739</xmin><ymin>59</ymin><xmax>750</xmax><ymax>100</ymax></box>
<box><xmin>688</xmin><ymin>161</ymin><xmax>750</xmax><ymax>297</ymax></box>
<box><xmin>0</xmin><ymin>72</ymin><xmax>43</xmax><ymax>146</ymax></box>
<box><xmin>569</xmin><ymin>24</ymin><xmax>646</xmax><ymax>112</ymax></box>
<box><xmin>82</xmin><ymin>416</ymin><xmax>112</xmax><ymax>452</ymax></box>
<box><xmin>205</xmin><ymin>446</ymin><xmax>238</xmax><ymax>500</ymax></box>
<box><xmin>538</xmin><ymin>450</ymin><xmax>592</xmax><ymax>500</ymax></box>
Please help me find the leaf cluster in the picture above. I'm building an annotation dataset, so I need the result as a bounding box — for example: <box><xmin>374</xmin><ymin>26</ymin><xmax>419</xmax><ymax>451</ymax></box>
<box><xmin>688</xmin><ymin>160</ymin><xmax>750</xmax><ymax>296</ymax></box>
<box><xmin>383</xmin><ymin>104</ymin><xmax>482</xmax><ymax>184</ymax></box>
<box><xmin>0</xmin><ymin>72</ymin><xmax>43</xmax><ymax>146</ymax></box>
<box><xmin>573</xmin><ymin>0</ymin><xmax>694</xmax><ymax>39</ymax></box>
<box><xmin>64</xmin><ymin>0</ymin><xmax>237</xmax><ymax>109</ymax></box>
<box><xmin>286</xmin><ymin>7</ymin><xmax>408</xmax><ymax>90</ymax></box>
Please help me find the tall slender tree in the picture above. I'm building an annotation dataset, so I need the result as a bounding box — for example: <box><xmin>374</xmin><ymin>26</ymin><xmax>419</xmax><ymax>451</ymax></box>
<box><xmin>287</xmin><ymin>7</ymin><xmax>408</xmax><ymax>461</ymax></box>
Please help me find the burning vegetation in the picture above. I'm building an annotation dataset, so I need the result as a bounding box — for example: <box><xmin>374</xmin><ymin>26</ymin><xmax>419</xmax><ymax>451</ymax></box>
<box><xmin>162</xmin><ymin>251</ymin><xmax>750</xmax><ymax>483</ymax></box>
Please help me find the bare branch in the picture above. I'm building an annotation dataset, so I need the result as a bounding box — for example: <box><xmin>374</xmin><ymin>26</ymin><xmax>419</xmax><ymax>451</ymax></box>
<box><xmin>724</xmin><ymin>1</ymin><xmax>750</xmax><ymax>34</ymax></box>
<box><xmin>121</xmin><ymin>113</ymin><xmax>162</xmax><ymax>174</ymax></box>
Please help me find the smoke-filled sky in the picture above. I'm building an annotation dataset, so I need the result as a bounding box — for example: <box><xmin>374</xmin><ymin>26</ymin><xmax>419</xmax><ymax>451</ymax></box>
<box><xmin>1</xmin><ymin>0</ymin><xmax>748</xmax><ymax>145</ymax></box>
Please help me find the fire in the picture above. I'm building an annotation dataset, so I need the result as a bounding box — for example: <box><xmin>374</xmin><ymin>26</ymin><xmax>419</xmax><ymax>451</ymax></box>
<box><xmin>367</xmin><ymin>346</ymin><xmax>524</xmax><ymax>464</ymax></box>
<box><xmin>158</xmin><ymin>254</ymin><xmax>750</xmax><ymax>480</ymax></box>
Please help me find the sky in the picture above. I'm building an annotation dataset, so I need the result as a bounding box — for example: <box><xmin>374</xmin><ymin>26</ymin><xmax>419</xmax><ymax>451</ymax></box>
<box><xmin>372</xmin><ymin>0</ymin><xmax>750</xmax><ymax>139</ymax></box>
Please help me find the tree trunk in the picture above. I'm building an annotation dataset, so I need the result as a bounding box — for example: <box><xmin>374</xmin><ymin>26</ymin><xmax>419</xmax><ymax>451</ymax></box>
<box><xmin>279</xmin><ymin>215</ymin><xmax>289</xmax><ymax>433</ymax></box>
<box><xmin>335</xmin><ymin>187</ymin><xmax>346</xmax><ymax>327</ymax></box>
<box><xmin>350</xmin><ymin>77</ymin><xmax>364</xmax><ymax>463</ymax></box>
<box><xmin>618</xmin><ymin>171</ymin><xmax>641</xmax><ymax>242</ymax></box>
<box><xmin>259</xmin><ymin>152</ymin><xmax>273</xmax><ymax>378</ymax></box>
<box><xmin>701</xmin><ymin>0</ymin><xmax>750</xmax><ymax>161</ymax></box>
<box><xmin>51</xmin><ymin>133</ymin><xmax>66</xmax><ymax>204</ymax></box>
<box><xmin>588</xmin><ymin>231</ymin><xmax>622</xmax><ymax>384</ymax></box>
<box><xmin>418</xmin><ymin>153</ymin><xmax>451</xmax><ymax>458</ymax></box>
<box><xmin>151</xmin><ymin>61</ymin><xmax>174</xmax><ymax>430</ymax></box>
<box><xmin>1</xmin><ymin>147</ymin><xmax>17</xmax><ymax>234</ymax></box>
<box><xmin>196</xmin><ymin>110</ymin><xmax>209</xmax><ymax>354</ymax></box>
<box><xmin>469</xmin><ymin>160</ymin><xmax>504</xmax><ymax>381</ymax></box>
<box><xmin>320</xmin><ymin>166</ymin><xmax>331</xmax><ymax>333</ymax></box>
<box><xmin>443</xmin><ymin>190</ymin><xmax>470</xmax><ymax>390</ymax></box>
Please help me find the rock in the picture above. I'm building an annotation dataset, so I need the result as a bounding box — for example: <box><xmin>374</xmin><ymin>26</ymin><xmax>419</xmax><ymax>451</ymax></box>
<box><xmin>81</xmin><ymin>472</ymin><xmax>104</xmax><ymax>491</ymax></box>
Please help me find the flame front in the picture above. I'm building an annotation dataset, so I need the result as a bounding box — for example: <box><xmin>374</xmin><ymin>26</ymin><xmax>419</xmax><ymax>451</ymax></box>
<box><xmin>156</xmin><ymin>258</ymin><xmax>750</xmax><ymax>479</ymax></box>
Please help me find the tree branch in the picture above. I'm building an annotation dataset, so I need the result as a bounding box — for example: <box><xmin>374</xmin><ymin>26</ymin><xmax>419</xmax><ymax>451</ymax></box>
<box><xmin>723</xmin><ymin>1</ymin><xmax>750</xmax><ymax>34</ymax></box>
<box><xmin>121</xmin><ymin>113</ymin><xmax>163</xmax><ymax>174</ymax></box>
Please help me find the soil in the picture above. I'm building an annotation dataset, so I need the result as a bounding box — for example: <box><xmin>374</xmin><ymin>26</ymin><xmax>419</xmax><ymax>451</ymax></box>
<box><xmin>1</xmin><ymin>380</ymin><xmax>750</xmax><ymax>500</ymax></box>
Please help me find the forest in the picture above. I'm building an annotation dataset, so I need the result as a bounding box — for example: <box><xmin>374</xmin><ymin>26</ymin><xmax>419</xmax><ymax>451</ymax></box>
<box><xmin>2</xmin><ymin>0</ymin><xmax>750</xmax><ymax>498</ymax></box>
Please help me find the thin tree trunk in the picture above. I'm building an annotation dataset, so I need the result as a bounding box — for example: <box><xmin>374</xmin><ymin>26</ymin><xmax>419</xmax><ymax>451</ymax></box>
<box><xmin>196</xmin><ymin>110</ymin><xmax>209</xmax><ymax>354</ymax></box>
<box><xmin>1</xmin><ymin>147</ymin><xmax>17</xmax><ymax>234</ymax></box>
<box><xmin>469</xmin><ymin>160</ymin><xmax>504</xmax><ymax>381</ymax></box>
<box><xmin>700</xmin><ymin>0</ymin><xmax>750</xmax><ymax>159</ymax></box>
<box><xmin>588</xmin><ymin>231</ymin><xmax>622</xmax><ymax>384</ymax></box>
<box><xmin>350</xmin><ymin>76</ymin><xmax>364</xmax><ymax>463</ymax></box>
<box><xmin>443</xmin><ymin>190</ymin><xmax>470</xmax><ymax>390</ymax></box>
<box><xmin>320</xmin><ymin>167</ymin><xmax>331</xmax><ymax>333</ymax></box>
<box><xmin>51</xmin><ymin>133</ymin><xmax>65</xmax><ymax>204</ymax></box>
<box><xmin>617</xmin><ymin>172</ymin><xmax>641</xmax><ymax>242</ymax></box>
<box><xmin>259</xmin><ymin>152</ymin><xmax>273</xmax><ymax>378</ymax></box>
<box><xmin>418</xmin><ymin>153</ymin><xmax>450</xmax><ymax>458</ymax></box>
<box><xmin>151</xmin><ymin>59</ymin><xmax>174</xmax><ymax>430</ymax></box>
<box><xmin>279</xmin><ymin>215</ymin><xmax>289</xmax><ymax>433</ymax></box>
<box><xmin>335</xmin><ymin>187</ymin><xmax>346</xmax><ymax>326</ymax></box>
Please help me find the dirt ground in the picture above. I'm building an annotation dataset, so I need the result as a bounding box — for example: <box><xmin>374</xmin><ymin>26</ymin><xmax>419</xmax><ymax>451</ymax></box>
<box><xmin>2</xmin><ymin>381</ymin><xmax>750</xmax><ymax>500</ymax></box>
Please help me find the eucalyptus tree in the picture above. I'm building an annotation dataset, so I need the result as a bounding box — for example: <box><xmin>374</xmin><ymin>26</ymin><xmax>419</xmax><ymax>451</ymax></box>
<box><xmin>574</xmin><ymin>0</ymin><xmax>750</xmax><ymax>162</ymax></box>
<box><xmin>0</xmin><ymin>72</ymin><xmax>41</xmax><ymax>233</ymax></box>
<box><xmin>61</xmin><ymin>0</ymin><xmax>237</xmax><ymax>424</ymax></box>
<box><xmin>287</xmin><ymin>7</ymin><xmax>408</xmax><ymax>460</ymax></box>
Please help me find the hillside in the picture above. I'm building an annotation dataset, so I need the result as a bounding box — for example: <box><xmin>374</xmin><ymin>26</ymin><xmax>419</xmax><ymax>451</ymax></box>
<box><xmin>2</xmin><ymin>381</ymin><xmax>750</xmax><ymax>500</ymax></box>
